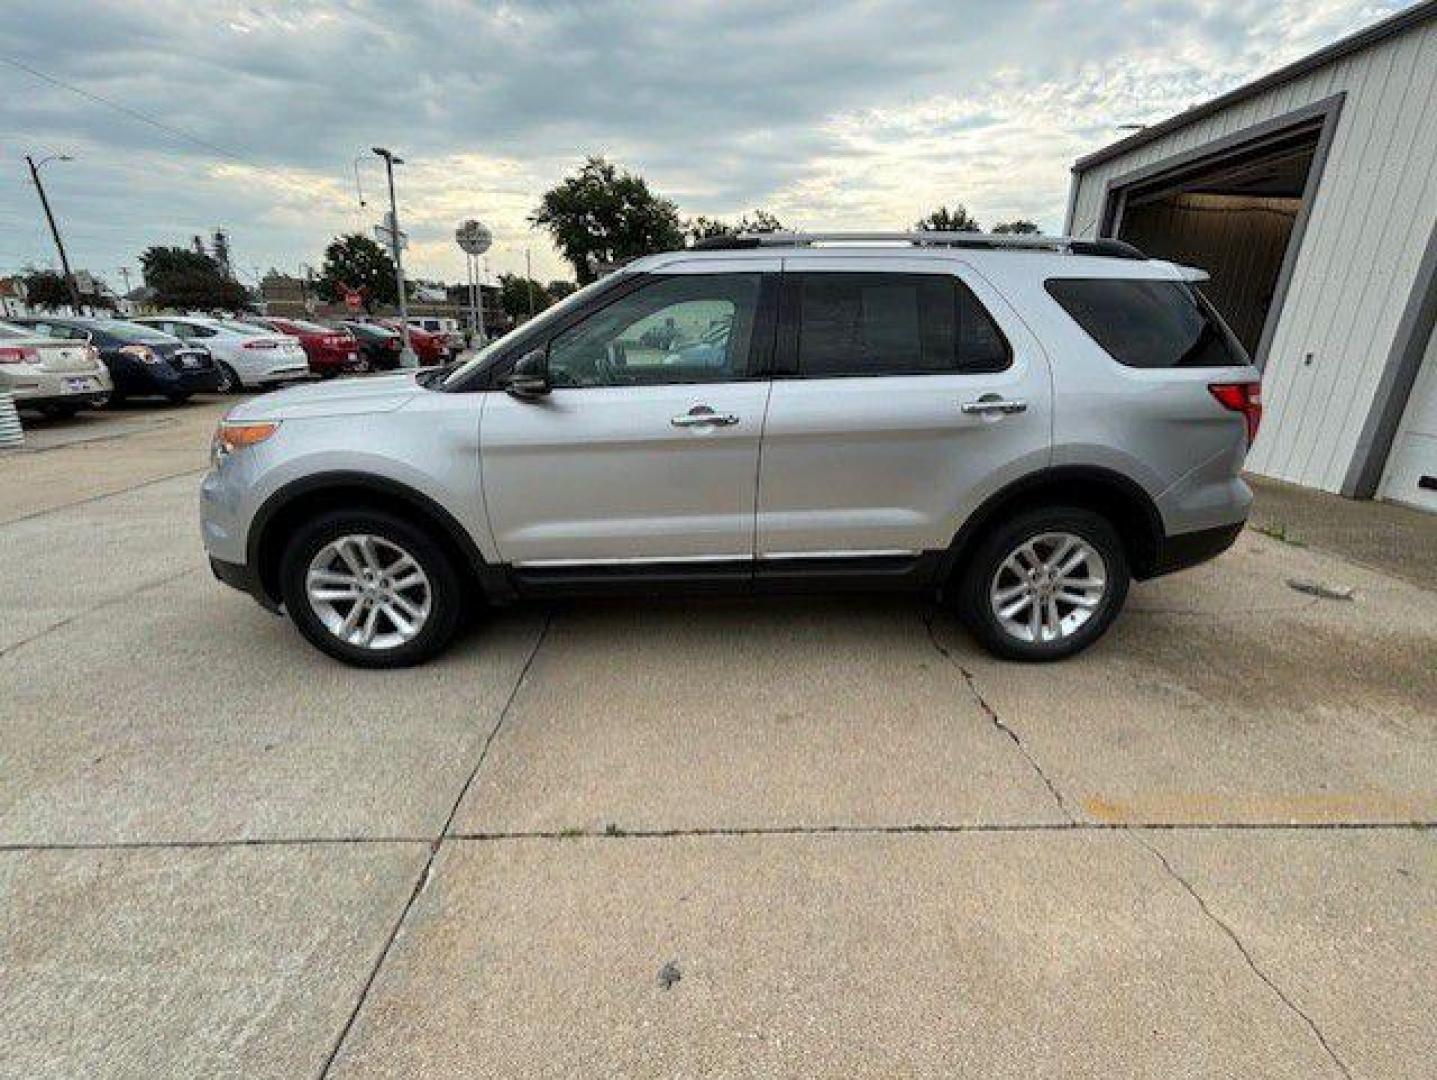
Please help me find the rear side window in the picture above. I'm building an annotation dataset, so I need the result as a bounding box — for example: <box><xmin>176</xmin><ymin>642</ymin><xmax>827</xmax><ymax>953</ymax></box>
<box><xmin>1045</xmin><ymin>278</ymin><xmax>1249</xmax><ymax>368</ymax></box>
<box><xmin>794</xmin><ymin>273</ymin><xmax>1009</xmax><ymax>377</ymax></box>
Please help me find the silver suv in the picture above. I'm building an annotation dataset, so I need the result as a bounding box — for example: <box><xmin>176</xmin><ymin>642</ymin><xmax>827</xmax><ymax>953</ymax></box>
<box><xmin>201</xmin><ymin>232</ymin><xmax>1260</xmax><ymax>667</ymax></box>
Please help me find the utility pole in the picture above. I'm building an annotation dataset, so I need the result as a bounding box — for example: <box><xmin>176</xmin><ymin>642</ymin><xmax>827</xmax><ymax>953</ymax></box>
<box><xmin>372</xmin><ymin>147</ymin><xmax>416</xmax><ymax>366</ymax></box>
<box><xmin>25</xmin><ymin>154</ymin><xmax>81</xmax><ymax>311</ymax></box>
<box><xmin>118</xmin><ymin>267</ymin><xmax>132</xmax><ymax>296</ymax></box>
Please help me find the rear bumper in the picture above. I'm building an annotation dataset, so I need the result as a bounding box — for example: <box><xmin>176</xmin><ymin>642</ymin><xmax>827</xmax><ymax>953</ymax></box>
<box><xmin>209</xmin><ymin>556</ymin><xmax>280</xmax><ymax>612</ymax></box>
<box><xmin>1144</xmin><ymin>520</ymin><xmax>1245</xmax><ymax>579</ymax></box>
<box><xmin>5</xmin><ymin>370</ymin><xmax>111</xmax><ymax>403</ymax></box>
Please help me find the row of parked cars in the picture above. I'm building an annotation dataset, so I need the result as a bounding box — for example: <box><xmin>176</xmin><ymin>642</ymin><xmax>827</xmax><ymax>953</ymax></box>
<box><xmin>0</xmin><ymin>313</ymin><xmax>467</xmax><ymax>417</ymax></box>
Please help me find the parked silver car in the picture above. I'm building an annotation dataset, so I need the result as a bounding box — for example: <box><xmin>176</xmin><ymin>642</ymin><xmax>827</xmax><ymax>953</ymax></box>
<box><xmin>200</xmin><ymin>233</ymin><xmax>1260</xmax><ymax>667</ymax></box>
<box><xmin>0</xmin><ymin>319</ymin><xmax>112</xmax><ymax>416</ymax></box>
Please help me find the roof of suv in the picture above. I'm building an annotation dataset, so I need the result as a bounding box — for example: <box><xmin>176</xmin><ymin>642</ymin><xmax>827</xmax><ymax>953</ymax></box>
<box><xmin>624</xmin><ymin>232</ymin><xmax>1199</xmax><ymax>282</ymax></box>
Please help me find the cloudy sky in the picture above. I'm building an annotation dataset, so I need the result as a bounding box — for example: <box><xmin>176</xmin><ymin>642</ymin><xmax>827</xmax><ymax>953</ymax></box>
<box><xmin>0</xmin><ymin>0</ymin><xmax>1405</xmax><ymax>290</ymax></box>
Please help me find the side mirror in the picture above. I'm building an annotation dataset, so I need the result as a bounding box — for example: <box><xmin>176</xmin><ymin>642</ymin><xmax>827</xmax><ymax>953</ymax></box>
<box><xmin>504</xmin><ymin>347</ymin><xmax>551</xmax><ymax>400</ymax></box>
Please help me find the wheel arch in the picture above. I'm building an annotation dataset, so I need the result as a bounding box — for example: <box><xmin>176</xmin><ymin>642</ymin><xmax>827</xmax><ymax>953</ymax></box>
<box><xmin>248</xmin><ymin>472</ymin><xmax>506</xmax><ymax>605</ymax></box>
<box><xmin>940</xmin><ymin>465</ymin><xmax>1166</xmax><ymax>584</ymax></box>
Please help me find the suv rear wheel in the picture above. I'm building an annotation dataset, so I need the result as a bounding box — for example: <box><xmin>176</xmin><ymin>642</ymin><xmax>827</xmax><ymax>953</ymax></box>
<box><xmin>279</xmin><ymin>508</ymin><xmax>463</xmax><ymax>668</ymax></box>
<box><xmin>954</xmin><ymin>506</ymin><xmax>1129</xmax><ymax>661</ymax></box>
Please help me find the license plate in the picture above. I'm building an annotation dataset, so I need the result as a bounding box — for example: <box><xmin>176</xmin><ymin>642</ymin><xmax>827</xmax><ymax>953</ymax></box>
<box><xmin>347</xmin><ymin>353</ymin><xmax>357</xmax><ymax>362</ymax></box>
<box><xmin>63</xmin><ymin>377</ymin><xmax>95</xmax><ymax>392</ymax></box>
<box><xmin>181</xmin><ymin>355</ymin><xmax>200</xmax><ymax>368</ymax></box>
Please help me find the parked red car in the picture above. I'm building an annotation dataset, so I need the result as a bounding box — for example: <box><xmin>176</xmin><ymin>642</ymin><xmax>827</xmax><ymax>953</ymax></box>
<box><xmin>373</xmin><ymin>319</ymin><xmax>449</xmax><ymax>366</ymax></box>
<box><xmin>253</xmin><ymin>317</ymin><xmax>364</xmax><ymax>377</ymax></box>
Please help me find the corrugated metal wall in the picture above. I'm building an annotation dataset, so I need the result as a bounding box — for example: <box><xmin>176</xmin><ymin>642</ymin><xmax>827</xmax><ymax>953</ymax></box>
<box><xmin>1067</xmin><ymin>19</ymin><xmax>1437</xmax><ymax>493</ymax></box>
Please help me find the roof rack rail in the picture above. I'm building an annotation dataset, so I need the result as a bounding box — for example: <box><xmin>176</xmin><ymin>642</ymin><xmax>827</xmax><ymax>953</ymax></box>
<box><xmin>690</xmin><ymin>231</ymin><xmax>1146</xmax><ymax>259</ymax></box>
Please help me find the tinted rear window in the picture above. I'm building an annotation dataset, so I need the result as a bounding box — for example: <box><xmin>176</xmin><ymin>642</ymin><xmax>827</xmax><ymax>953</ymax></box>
<box><xmin>795</xmin><ymin>273</ymin><xmax>1010</xmax><ymax>377</ymax></box>
<box><xmin>1045</xmin><ymin>278</ymin><xmax>1249</xmax><ymax>369</ymax></box>
<box><xmin>90</xmin><ymin>319</ymin><xmax>176</xmax><ymax>343</ymax></box>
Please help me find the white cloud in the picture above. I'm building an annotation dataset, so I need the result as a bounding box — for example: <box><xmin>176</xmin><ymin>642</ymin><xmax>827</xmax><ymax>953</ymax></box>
<box><xmin>0</xmin><ymin>0</ymin><xmax>1408</xmax><ymax>288</ymax></box>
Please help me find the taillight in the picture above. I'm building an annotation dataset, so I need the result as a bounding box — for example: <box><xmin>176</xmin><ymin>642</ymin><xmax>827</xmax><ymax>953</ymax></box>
<box><xmin>119</xmin><ymin>344</ymin><xmax>160</xmax><ymax>364</ymax></box>
<box><xmin>0</xmin><ymin>345</ymin><xmax>39</xmax><ymax>364</ymax></box>
<box><xmin>1209</xmin><ymin>382</ymin><xmax>1262</xmax><ymax>443</ymax></box>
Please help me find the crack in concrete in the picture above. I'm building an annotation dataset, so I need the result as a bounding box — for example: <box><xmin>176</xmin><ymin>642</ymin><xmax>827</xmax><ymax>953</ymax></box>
<box><xmin>0</xmin><ymin>466</ymin><xmax>208</xmax><ymax>529</ymax></box>
<box><xmin>315</xmin><ymin>609</ymin><xmax>553</xmax><ymax>1080</ymax></box>
<box><xmin>0</xmin><ymin>820</ymin><xmax>1428</xmax><ymax>853</ymax></box>
<box><xmin>923</xmin><ymin>611</ymin><xmax>1076</xmax><ymax>824</ymax></box>
<box><xmin>1135</xmin><ymin>833</ymin><xmax>1355</xmax><ymax>1080</ymax></box>
<box><xmin>0</xmin><ymin>567</ymin><xmax>198</xmax><ymax>660</ymax></box>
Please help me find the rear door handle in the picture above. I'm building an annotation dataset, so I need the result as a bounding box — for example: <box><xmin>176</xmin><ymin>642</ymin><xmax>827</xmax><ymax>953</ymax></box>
<box><xmin>671</xmin><ymin>406</ymin><xmax>739</xmax><ymax>427</ymax></box>
<box><xmin>960</xmin><ymin>398</ymin><xmax>1027</xmax><ymax>415</ymax></box>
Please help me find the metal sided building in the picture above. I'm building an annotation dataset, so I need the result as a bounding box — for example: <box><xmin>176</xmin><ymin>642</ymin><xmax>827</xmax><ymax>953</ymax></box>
<box><xmin>1065</xmin><ymin>1</ymin><xmax>1437</xmax><ymax>512</ymax></box>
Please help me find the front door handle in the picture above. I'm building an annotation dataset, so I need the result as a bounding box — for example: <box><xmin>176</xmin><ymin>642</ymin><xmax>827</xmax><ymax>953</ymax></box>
<box><xmin>960</xmin><ymin>398</ymin><xmax>1028</xmax><ymax>416</ymax></box>
<box><xmin>671</xmin><ymin>406</ymin><xmax>739</xmax><ymax>428</ymax></box>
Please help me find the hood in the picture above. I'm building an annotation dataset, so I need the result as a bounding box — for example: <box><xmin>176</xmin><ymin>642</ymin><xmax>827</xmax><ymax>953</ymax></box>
<box><xmin>228</xmin><ymin>371</ymin><xmax>421</xmax><ymax>421</ymax></box>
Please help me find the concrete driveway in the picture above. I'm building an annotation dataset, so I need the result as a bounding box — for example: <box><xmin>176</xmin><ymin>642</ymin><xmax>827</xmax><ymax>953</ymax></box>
<box><xmin>2</xmin><ymin>400</ymin><xmax>1433</xmax><ymax>1078</ymax></box>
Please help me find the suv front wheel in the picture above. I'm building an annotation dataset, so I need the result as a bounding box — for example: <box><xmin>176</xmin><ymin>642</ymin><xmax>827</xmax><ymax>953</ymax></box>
<box><xmin>955</xmin><ymin>506</ymin><xmax>1129</xmax><ymax>661</ymax></box>
<box><xmin>279</xmin><ymin>508</ymin><xmax>463</xmax><ymax>668</ymax></box>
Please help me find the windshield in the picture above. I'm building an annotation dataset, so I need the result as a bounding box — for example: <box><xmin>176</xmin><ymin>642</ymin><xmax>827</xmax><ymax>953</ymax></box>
<box><xmin>0</xmin><ymin>321</ymin><xmax>29</xmax><ymax>339</ymax></box>
<box><xmin>440</xmin><ymin>273</ymin><xmax>627</xmax><ymax>388</ymax></box>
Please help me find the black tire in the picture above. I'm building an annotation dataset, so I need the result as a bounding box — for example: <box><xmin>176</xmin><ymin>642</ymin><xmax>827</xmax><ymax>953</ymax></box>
<box><xmin>40</xmin><ymin>403</ymin><xmax>80</xmax><ymax>419</ymax></box>
<box><xmin>953</xmin><ymin>506</ymin><xmax>1129</xmax><ymax>662</ymax></box>
<box><xmin>215</xmin><ymin>363</ymin><xmax>241</xmax><ymax>394</ymax></box>
<box><xmin>279</xmin><ymin>508</ymin><xmax>464</xmax><ymax>668</ymax></box>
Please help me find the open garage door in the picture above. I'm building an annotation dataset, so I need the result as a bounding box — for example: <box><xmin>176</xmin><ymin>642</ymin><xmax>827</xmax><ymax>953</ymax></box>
<box><xmin>1104</xmin><ymin>115</ymin><xmax>1331</xmax><ymax>365</ymax></box>
<box><xmin>1377</xmin><ymin>322</ymin><xmax>1437</xmax><ymax>511</ymax></box>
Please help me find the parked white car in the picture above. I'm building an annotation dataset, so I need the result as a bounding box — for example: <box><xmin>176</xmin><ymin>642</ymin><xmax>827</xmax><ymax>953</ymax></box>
<box><xmin>132</xmin><ymin>316</ymin><xmax>310</xmax><ymax>392</ymax></box>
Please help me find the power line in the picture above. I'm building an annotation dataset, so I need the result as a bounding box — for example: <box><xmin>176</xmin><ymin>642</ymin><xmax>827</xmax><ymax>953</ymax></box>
<box><xmin>0</xmin><ymin>54</ymin><xmax>263</xmax><ymax>169</ymax></box>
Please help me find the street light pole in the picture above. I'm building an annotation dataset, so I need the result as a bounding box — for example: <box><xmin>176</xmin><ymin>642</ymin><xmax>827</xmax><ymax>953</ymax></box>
<box><xmin>25</xmin><ymin>154</ymin><xmax>81</xmax><ymax>311</ymax></box>
<box><xmin>372</xmin><ymin>146</ymin><xmax>416</xmax><ymax>366</ymax></box>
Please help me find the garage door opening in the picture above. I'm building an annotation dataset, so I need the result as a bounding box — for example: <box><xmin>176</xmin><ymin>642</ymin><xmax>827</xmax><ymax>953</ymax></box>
<box><xmin>1106</xmin><ymin>120</ymin><xmax>1327</xmax><ymax>362</ymax></box>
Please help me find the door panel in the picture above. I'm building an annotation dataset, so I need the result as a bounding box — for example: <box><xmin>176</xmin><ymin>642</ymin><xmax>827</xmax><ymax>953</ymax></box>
<box><xmin>757</xmin><ymin>258</ymin><xmax>1052</xmax><ymax>556</ymax></box>
<box><xmin>481</xmin><ymin>383</ymin><xmax>770</xmax><ymax>563</ymax></box>
<box><xmin>479</xmin><ymin>270</ymin><xmax>775</xmax><ymax>565</ymax></box>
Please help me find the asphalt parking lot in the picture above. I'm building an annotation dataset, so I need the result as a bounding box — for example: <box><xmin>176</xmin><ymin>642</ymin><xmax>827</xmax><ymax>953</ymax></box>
<box><xmin>2</xmin><ymin>399</ymin><xmax>1433</xmax><ymax>1078</ymax></box>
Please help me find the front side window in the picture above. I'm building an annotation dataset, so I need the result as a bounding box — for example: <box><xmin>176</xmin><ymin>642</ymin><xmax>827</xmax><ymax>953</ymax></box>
<box><xmin>547</xmin><ymin>274</ymin><xmax>760</xmax><ymax>388</ymax></box>
<box><xmin>794</xmin><ymin>273</ymin><xmax>1010</xmax><ymax>377</ymax></box>
<box><xmin>1045</xmin><ymin>278</ymin><xmax>1250</xmax><ymax>369</ymax></box>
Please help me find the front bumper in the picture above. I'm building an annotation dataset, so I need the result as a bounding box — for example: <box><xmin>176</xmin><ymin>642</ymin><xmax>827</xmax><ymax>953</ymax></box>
<box><xmin>209</xmin><ymin>556</ymin><xmax>279</xmax><ymax>612</ymax></box>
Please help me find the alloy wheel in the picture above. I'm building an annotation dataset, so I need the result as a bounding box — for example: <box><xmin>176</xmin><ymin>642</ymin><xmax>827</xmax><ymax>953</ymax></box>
<box><xmin>988</xmin><ymin>531</ymin><xmax>1107</xmax><ymax>645</ymax></box>
<box><xmin>305</xmin><ymin>534</ymin><xmax>432</xmax><ymax>650</ymax></box>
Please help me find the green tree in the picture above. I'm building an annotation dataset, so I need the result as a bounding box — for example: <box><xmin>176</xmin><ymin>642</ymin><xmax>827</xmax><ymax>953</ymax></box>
<box><xmin>991</xmin><ymin>220</ymin><xmax>1041</xmax><ymax>235</ymax></box>
<box><xmin>139</xmin><ymin>246</ymin><xmax>248</xmax><ymax>311</ymax></box>
<box><xmin>316</xmin><ymin>234</ymin><xmax>396</xmax><ymax>311</ymax></box>
<box><xmin>531</xmin><ymin>156</ymin><xmax>684</xmax><ymax>284</ymax></box>
<box><xmin>21</xmin><ymin>270</ymin><xmax>71</xmax><ymax>309</ymax></box>
<box><xmin>546</xmin><ymin>279</ymin><xmax>578</xmax><ymax>301</ymax></box>
<box><xmin>915</xmin><ymin>205</ymin><xmax>981</xmax><ymax>232</ymax></box>
<box><xmin>684</xmin><ymin>209</ymin><xmax>787</xmax><ymax>243</ymax></box>
<box><xmin>497</xmin><ymin>273</ymin><xmax>551</xmax><ymax>321</ymax></box>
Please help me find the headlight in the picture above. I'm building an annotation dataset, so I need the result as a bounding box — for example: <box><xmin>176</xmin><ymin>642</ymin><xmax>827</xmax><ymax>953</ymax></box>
<box><xmin>211</xmin><ymin>420</ymin><xmax>279</xmax><ymax>466</ymax></box>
